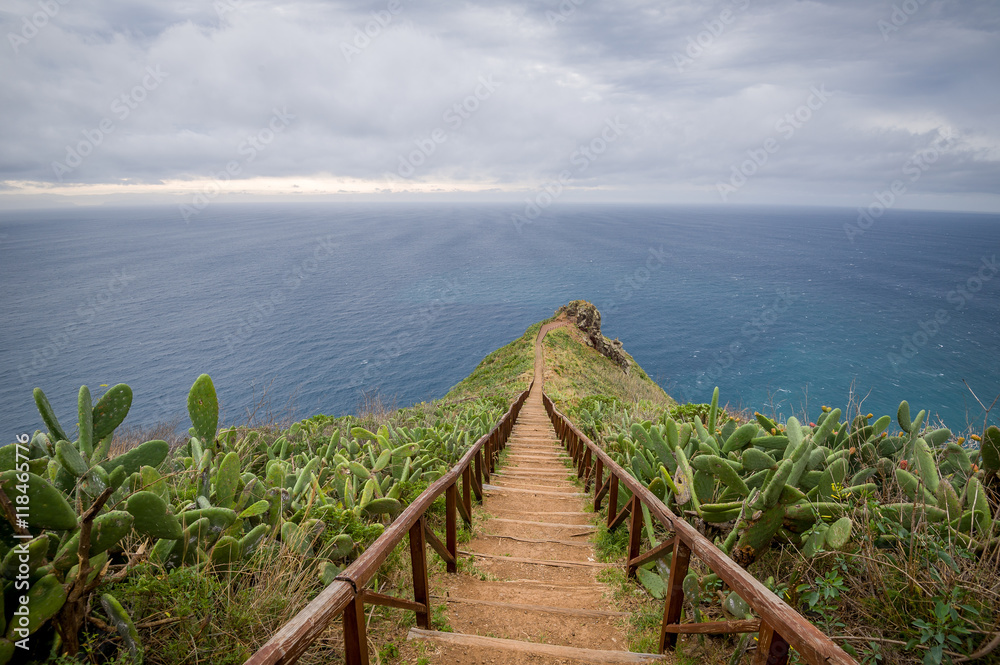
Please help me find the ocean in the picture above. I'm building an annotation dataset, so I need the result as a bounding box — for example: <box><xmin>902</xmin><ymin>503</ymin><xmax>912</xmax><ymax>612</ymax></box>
<box><xmin>2</xmin><ymin>203</ymin><xmax>998</xmax><ymax>437</ymax></box>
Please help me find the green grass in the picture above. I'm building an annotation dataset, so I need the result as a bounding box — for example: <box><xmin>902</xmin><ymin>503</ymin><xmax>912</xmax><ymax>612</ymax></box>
<box><xmin>444</xmin><ymin>318</ymin><xmax>554</xmax><ymax>403</ymax></box>
<box><xmin>541</xmin><ymin>327</ymin><xmax>672</xmax><ymax>414</ymax></box>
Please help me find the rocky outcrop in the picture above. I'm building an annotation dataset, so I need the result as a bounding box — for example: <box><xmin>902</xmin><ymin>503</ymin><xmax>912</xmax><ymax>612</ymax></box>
<box><xmin>555</xmin><ymin>300</ymin><xmax>631</xmax><ymax>374</ymax></box>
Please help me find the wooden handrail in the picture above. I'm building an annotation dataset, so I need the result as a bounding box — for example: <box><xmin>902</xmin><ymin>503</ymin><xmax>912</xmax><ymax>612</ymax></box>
<box><xmin>244</xmin><ymin>383</ymin><xmax>532</xmax><ymax>665</ymax></box>
<box><xmin>541</xmin><ymin>393</ymin><xmax>857</xmax><ymax>665</ymax></box>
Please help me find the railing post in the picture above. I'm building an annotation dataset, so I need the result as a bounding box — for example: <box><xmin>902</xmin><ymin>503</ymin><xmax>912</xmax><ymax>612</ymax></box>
<box><xmin>474</xmin><ymin>448</ymin><xmax>485</xmax><ymax>492</ymax></box>
<box><xmin>607</xmin><ymin>474</ymin><xmax>620</xmax><ymax>527</ymax></box>
<box><xmin>409</xmin><ymin>516</ymin><xmax>430</xmax><ymax>629</ymax></box>
<box><xmin>462</xmin><ymin>465</ymin><xmax>472</xmax><ymax>521</ymax></box>
<box><xmin>627</xmin><ymin>496</ymin><xmax>643</xmax><ymax>579</ymax></box>
<box><xmin>446</xmin><ymin>482</ymin><xmax>457</xmax><ymax>573</ymax></box>
<box><xmin>343</xmin><ymin>594</ymin><xmax>369</xmax><ymax>665</ymax></box>
<box><xmin>752</xmin><ymin>620</ymin><xmax>790</xmax><ymax>665</ymax></box>
<box><xmin>659</xmin><ymin>537</ymin><xmax>692</xmax><ymax>652</ymax></box>
<box><xmin>593</xmin><ymin>458</ymin><xmax>604</xmax><ymax>510</ymax></box>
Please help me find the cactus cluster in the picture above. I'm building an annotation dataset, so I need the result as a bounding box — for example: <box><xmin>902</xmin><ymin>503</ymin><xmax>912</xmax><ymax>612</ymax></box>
<box><xmin>0</xmin><ymin>377</ymin><xmax>503</xmax><ymax>663</ymax></box>
<box><xmin>0</xmin><ymin>383</ymin><xmax>162</xmax><ymax>662</ymax></box>
<box><xmin>604</xmin><ymin>387</ymin><xmax>998</xmax><ymax>595</ymax></box>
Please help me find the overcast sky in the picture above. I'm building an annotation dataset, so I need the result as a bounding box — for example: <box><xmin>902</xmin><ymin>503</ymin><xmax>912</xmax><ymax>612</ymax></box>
<box><xmin>1</xmin><ymin>0</ymin><xmax>998</xmax><ymax>211</ymax></box>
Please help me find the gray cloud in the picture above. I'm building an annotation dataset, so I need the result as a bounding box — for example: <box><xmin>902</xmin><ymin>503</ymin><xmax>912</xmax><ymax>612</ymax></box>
<box><xmin>0</xmin><ymin>0</ymin><xmax>997</xmax><ymax>209</ymax></box>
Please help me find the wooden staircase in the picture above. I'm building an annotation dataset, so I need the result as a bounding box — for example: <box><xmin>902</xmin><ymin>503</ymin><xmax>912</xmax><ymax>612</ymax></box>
<box><xmin>405</xmin><ymin>380</ymin><xmax>669</xmax><ymax>664</ymax></box>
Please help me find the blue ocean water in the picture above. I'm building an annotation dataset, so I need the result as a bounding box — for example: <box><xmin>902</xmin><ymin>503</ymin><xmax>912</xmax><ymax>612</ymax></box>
<box><xmin>1</xmin><ymin>204</ymin><xmax>998</xmax><ymax>436</ymax></box>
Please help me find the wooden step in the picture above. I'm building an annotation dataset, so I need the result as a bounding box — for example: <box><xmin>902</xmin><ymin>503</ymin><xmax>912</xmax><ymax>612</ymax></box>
<box><xmin>407</xmin><ymin>628</ymin><xmax>668</xmax><ymax>663</ymax></box>
<box><xmin>488</xmin><ymin>517</ymin><xmax>593</xmax><ymax>529</ymax></box>
<box><xmin>484</xmin><ymin>485</ymin><xmax>585</xmax><ymax>497</ymax></box>
<box><xmin>460</xmin><ymin>551</ymin><xmax>611</xmax><ymax>568</ymax></box>
<box><xmin>494</xmin><ymin>469</ymin><xmax>571</xmax><ymax>477</ymax></box>
<box><xmin>476</xmin><ymin>534</ymin><xmax>594</xmax><ymax>547</ymax></box>
<box><xmin>432</xmin><ymin>595</ymin><xmax>628</xmax><ymax>618</ymax></box>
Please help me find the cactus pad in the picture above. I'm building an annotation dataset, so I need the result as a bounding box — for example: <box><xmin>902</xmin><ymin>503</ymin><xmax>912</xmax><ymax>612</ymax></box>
<box><xmin>101</xmin><ymin>439</ymin><xmax>169</xmax><ymax>477</ymax></box>
<box><xmin>126</xmin><ymin>491</ymin><xmax>183</xmax><ymax>540</ymax></box>
<box><xmin>187</xmin><ymin>374</ymin><xmax>219</xmax><ymax>444</ymax></box>
<box><xmin>981</xmin><ymin>426</ymin><xmax>1000</xmax><ymax>472</ymax></box>
<box><xmin>92</xmin><ymin>384</ymin><xmax>133</xmax><ymax>441</ymax></box>
<box><xmin>0</xmin><ymin>470</ymin><xmax>78</xmax><ymax>530</ymax></box>
<box><xmin>7</xmin><ymin>574</ymin><xmax>66</xmax><ymax>640</ymax></box>
<box><xmin>78</xmin><ymin>385</ymin><xmax>94</xmax><ymax>459</ymax></box>
<box><xmin>33</xmin><ymin>387</ymin><xmax>69</xmax><ymax>442</ymax></box>
<box><xmin>100</xmin><ymin>593</ymin><xmax>143</xmax><ymax>664</ymax></box>
<box><xmin>825</xmin><ymin>517</ymin><xmax>852</xmax><ymax>550</ymax></box>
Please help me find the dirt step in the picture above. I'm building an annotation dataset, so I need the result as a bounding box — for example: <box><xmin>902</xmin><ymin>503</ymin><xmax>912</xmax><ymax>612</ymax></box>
<box><xmin>492</xmin><ymin>479</ymin><xmax>580</xmax><ymax>491</ymax></box>
<box><xmin>466</xmin><ymin>536</ymin><xmax>597</xmax><ymax>561</ymax></box>
<box><xmin>437</xmin><ymin>578</ymin><xmax>613</xmax><ymax>608</ymax></box>
<box><xmin>483</xmin><ymin>485</ymin><xmax>586</xmax><ymax>498</ymax></box>
<box><xmin>407</xmin><ymin>629</ymin><xmax>668</xmax><ymax>664</ymax></box>
<box><xmin>494</xmin><ymin>469</ymin><xmax>573</xmax><ymax>477</ymax></box>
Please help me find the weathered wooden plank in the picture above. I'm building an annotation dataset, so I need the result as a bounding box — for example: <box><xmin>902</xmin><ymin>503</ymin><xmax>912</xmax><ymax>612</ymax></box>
<box><xmin>753</xmin><ymin>620</ymin><xmax>791</xmax><ymax>665</ymax></box>
<box><xmin>446</xmin><ymin>482</ymin><xmax>457</xmax><ymax>574</ymax></box>
<box><xmin>627</xmin><ymin>496</ymin><xmax>643</xmax><ymax>578</ymax></box>
<box><xmin>608</xmin><ymin>474</ymin><xmax>620</xmax><ymax>528</ymax></box>
<box><xmin>361</xmin><ymin>590</ymin><xmax>427</xmax><ymax>615</ymax></box>
<box><xmin>609</xmin><ymin>496</ymin><xmax>631</xmax><ymax>531</ymax></box>
<box><xmin>660</xmin><ymin>537</ymin><xmax>691</xmax><ymax>651</ymax></box>
<box><xmin>423</xmin><ymin>523</ymin><xmax>455</xmax><ymax>566</ymax></box>
<box><xmin>628</xmin><ymin>537</ymin><xmax>676</xmax><ymax>571</ymax></box>
<box><xmin>343</xmin><ymin>595</ymin><xmax>369</xmax><ymax>665</ymax></box>
<box><xmin>409</xmin><ymin>517</ymin><xmax>430</xmax><ymax>629</ymax></box>
<box><xmin>595</xmin><ymin>475</ymin><xmax>611</xmax><ymax>512</ymax></box>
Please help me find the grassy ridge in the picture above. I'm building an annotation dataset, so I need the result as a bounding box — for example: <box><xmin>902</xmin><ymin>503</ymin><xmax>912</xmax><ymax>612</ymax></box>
<box><xmin>443</xmin><ymin>318</ymin><xmax>554</xmax><ymax>403</ymax></box>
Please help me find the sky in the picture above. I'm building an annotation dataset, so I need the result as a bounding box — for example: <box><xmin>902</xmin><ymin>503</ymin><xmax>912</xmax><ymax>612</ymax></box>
<box><xmin>1</xmin><ymin>0</ymin><xmax>999</xmax><ymax>211</ymax></box>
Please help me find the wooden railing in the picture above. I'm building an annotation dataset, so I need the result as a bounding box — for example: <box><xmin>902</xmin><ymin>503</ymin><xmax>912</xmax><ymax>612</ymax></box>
<box><xmin>542</xmin><ymin>393</ymin><xmax>858</xmax><ymax>665</ymax></box>
<box><xmin>244</xmin><ymin>384</ymin><xmax>532</xmax><ymax>665</ymax></box>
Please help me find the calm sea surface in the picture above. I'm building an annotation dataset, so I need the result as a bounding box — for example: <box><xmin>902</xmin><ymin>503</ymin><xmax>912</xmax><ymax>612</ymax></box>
<box><xmin>1</xmin><ymin>204</ymin><xmax>998</xmax><ymax>435</ymax></box>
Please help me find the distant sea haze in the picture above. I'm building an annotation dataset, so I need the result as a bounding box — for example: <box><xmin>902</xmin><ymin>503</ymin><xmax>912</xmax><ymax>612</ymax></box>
<box><xmin>1</xmin><ymin>204</ymin><xmax>998</xmax><ymax>436</ymax></box>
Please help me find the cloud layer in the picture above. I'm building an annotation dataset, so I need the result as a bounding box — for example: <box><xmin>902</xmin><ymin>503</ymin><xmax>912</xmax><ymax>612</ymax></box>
<box><xmin>1</xmin><ymin>0</ymin><xmax>998</xmax><ymax>209</ymax></box>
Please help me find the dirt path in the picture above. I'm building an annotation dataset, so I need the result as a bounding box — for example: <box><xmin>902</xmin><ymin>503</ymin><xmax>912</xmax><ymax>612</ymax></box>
<box><xmin>403</xmin><ymin>322</ymin><xmax>668</xmax><ymax>664</ymax></box>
